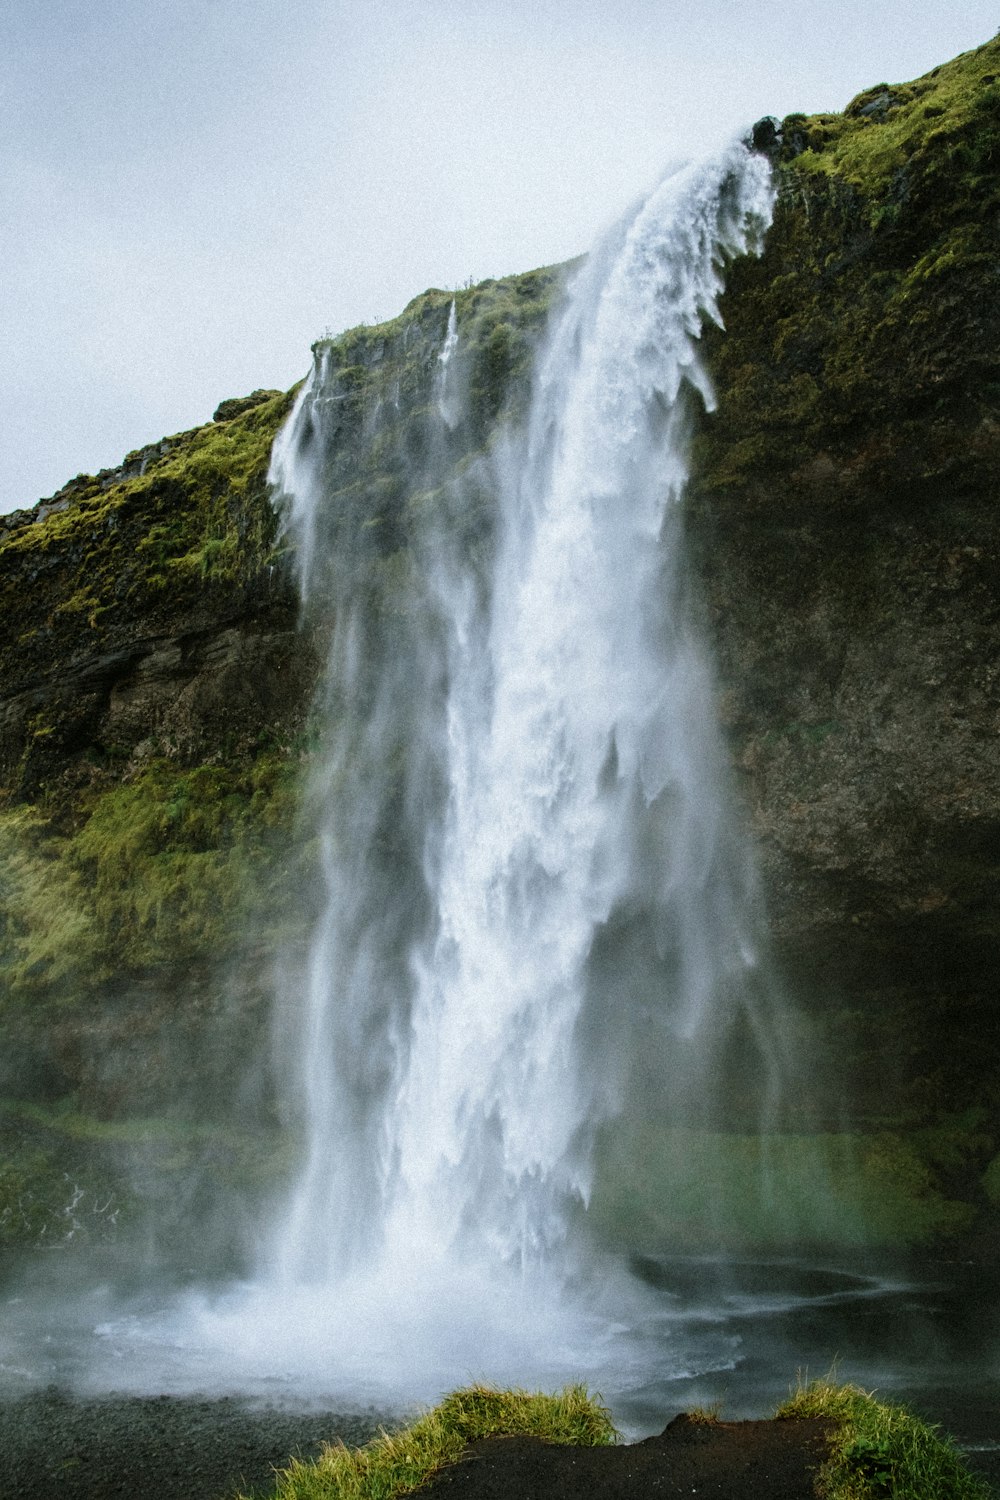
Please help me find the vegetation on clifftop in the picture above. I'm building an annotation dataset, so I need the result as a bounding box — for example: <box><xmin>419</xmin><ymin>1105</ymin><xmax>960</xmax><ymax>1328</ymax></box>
<box><xmin>238</xmin><ymin>1385</ymin><xmax>616</xmax><ymax>1500</ymax></box>
<box><xmin>693</xmin><ymin>33</ymin><xmax>1000</xmax><ymax>502</ymax></box>
<box><xmin>777</xmin><ymin>1377</ymin><xmax>992</xmax><ymax>1500</ymax></box>
<box><xmin>289</xmin><ymin>267</ymin><xmax>564</xmax><ymax>601</ymax></box>
<box><xmin>0</xmin><ymin>389</ymin><xmax>293</xmax><ymax>685</ymax></box>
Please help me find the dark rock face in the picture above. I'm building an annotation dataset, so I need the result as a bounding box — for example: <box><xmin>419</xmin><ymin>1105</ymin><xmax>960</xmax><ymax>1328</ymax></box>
<box><xmin>747</xmin><ymin>115</ymin><xmax>782</xmax><ymax>160</ymax></box>
<box><xmin>0</xmin><ymin>611</ymin><xmax>313</xmax><ymax>794</ymax></box>
<box><xmin>693</xmin><ymin>441</ymin><xmax>1000</xmax><ymax>1133</ymax></box>
<box><xmin>690</xmin><ymin>34</ymin><xmax>1000</xmax><ymax>1164</ymax></box>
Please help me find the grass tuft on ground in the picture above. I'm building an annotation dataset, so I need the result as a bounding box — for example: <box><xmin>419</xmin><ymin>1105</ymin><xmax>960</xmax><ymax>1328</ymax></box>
<box><xmin>239</xmin><ymin>1384</ymin><xmax>616</xmax><ymax>1500</ymax></box>
<box><xmin>777</xmin><ymin>1376</ymin><xmax>992</xmax><ymax>1500</ymax></box>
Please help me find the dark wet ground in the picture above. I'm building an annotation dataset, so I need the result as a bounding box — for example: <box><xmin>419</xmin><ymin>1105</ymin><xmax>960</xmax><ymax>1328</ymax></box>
<box><xmin>0</xmin><ymin>1390</ymin><xmax>383</xmax><ymax>1500</ymax></box>
<box><xmin>415</xmin><ymin>1415</ymin><xmax>835</xmax><ymax>1500</ymax></box>
<box><xmin>0</xmin><ymin>1389</ymin><xmax>995</xmax><ymax>1500</ymax></box>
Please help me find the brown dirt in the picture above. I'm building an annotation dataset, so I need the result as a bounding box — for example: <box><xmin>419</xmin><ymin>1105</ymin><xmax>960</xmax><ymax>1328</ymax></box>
<box><xmin>414</xmin><ymin>1414</ymin><xmax>835</xmax><ymax>1500</ymax></box>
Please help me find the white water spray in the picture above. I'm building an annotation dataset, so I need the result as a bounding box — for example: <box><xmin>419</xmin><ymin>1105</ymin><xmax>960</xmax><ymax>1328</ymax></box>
<box><xmin>265</xmin><ymin>140</ymin><xmax>779</xmax><ymax>1320</ymax></box>
<box><xmin>436</xmin><ymin>298</ymin><xmax>461</xmax><ymax>428</ymax></box>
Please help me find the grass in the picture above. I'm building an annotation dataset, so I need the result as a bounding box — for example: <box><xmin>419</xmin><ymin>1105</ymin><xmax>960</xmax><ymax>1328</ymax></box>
<box><xmin>781</xmin><ymin>34</ymin><xmax>1000</xmax><ymax>204</ymax></box>
<box><xmin>239</xmin><ymin>1385</ymin><xmax>617</xmax><ymax>1500</ymax></box>
<box><xmin>777</xmin><ymin>1376</ymin><xmax>993</xmax><ymax>1500</ymax></box>
<box><xmin>235</xmin><ymin>1378</ymin><xmax>992</xmax><ymax>1500</ymax></box>
<box><xmin>0</xmin><ymin>747</ymin><xmax>309</xmax><ymax>1003</ymax></box>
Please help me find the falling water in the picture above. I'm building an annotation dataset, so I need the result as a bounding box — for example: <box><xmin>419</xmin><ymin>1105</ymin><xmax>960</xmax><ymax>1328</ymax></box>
<box><xmin>266</xmin><ymin>137</ymin><xmax>781</xmax><ymax>1317</ymax></box>
<box><xmin>436</xmin><ymin>298</ymin><xmax>461</xmax><ymax>428</ymax></box>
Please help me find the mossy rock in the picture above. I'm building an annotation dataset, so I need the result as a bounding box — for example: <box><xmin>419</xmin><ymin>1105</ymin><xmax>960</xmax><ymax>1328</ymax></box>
<box><xmin>0</xmin><ymin>389</ymin><xmax>296</xmax><ymax>703</ymax></box>
<box><xmin>692</xmin><ymin>33</ymin><xmax>1000</xmax><ymax>509</ymax></box>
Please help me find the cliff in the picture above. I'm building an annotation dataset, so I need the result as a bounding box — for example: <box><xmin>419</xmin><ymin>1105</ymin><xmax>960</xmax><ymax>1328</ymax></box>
<box><xmin>1</xmin><ymin>35</ymin><xmax>998</xmax><ymax>1256</ymax></box>
<box><xmin>692</xmin><ymin>34</ymin><xmax>1000</xmax><ymax>1195</ymax></box>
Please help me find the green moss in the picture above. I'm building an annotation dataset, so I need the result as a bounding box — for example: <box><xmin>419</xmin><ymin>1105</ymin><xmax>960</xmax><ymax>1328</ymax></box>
<box><xmin>0</xmin><ymin>746</ymin><xmax>307</xmax><ymax>1007</ymax></box>
<box><xmin>0</xmin><ymin>807</ymin><xmax>98</xmax><ymax>1001</ymax></box>
<box><xmin>67</xmin><ymin>750</ymin><xmax>306</xmax><ymax>971</ymax></box>
<box><xmin>0</xmin><ymin>389</ymin><xmax>295</xmax><ymax>695</ymax></box>
<box><xmin>694</xmin><ymin>34</ymin><xmax>1000</xmax><ymax>507</ymax></box>
<box><xmin>789</xmin><ymin>40</ymin><xmax>1000</xmax><ymax>207</ymax></box>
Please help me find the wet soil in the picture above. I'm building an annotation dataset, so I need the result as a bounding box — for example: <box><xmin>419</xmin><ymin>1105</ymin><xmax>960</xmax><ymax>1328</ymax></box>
<box><xmin>1</xmin><ymin>1393</ymin><xmax>995</xmax><ymax>1500</ymax></box>
<box><xmin>0</xmin><ymin>1399</ymin><xmax>834</xmax><ymax>1500</ymax></box>
<box><xmin>415</xmin><ymin>1414</ymin><xmax>835</xmax><ymax>1500</ymax></box>
<box><xmin>0</xmin><ymin>1390</ymin><xmax>383</xmax><ymax>1500</ymax></box>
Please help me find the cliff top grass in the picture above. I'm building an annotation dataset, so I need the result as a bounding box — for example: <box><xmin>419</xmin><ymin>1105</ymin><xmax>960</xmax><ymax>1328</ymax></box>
<box><xmin>239</xmin><ymin>1385</ymin><xmax>616</xmax><ymax>1500</ymax></box>
<box><xmin>238</xmin><ymin>1379</ymin><xmax>990</xmax><ymax>1500</ymax></box>
<box><xmin>776</xmin><ymin>1376</ymin><xmax>992</xmax><ymax>1500</ymax></box>
<box><xmin>0</xmin><ymin>388</ymin><xmax>291</xmax><ymax>569</ymax></box>
<box><xmin>276</xmin><ymin>263</ymin><xmax>565</xmax><ymax>606</ymax></box>
<box><xmin>783</xmin><ymin>32</ymin><xmax>1000</xmax><ymax>207</ymax></box>
<box><xmin>312</xmin><ymin>266</ymin><xmax>564</xmax><ymax>366</ymax></box>
<box><xmin>693</xmin><ymin>32</ymin><xmax>1000</xmax><ymax>502</ymax></box>
<box><xmin>0</xmin><ymin>389</ymin><xmax>296</xmax><ymax>704</ymax></box>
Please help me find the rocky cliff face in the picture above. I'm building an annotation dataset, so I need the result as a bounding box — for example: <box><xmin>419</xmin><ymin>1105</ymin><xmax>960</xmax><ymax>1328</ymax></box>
<box><xmin>2</xmin><ymin>35</ymin><xmax>998</xmax><ymax>1254</ymax></box>
<box><xmin>0</xmin><ymin>389</ymin><xmax>313</xmax><ymax>798</ymax></box>
<box><xmin>691</xmin><ymin>37</ymin><xmax>1000</xmax><ymax>1185</ymax></box>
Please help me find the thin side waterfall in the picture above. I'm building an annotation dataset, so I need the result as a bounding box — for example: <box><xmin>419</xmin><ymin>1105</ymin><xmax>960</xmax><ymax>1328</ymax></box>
<box><xmin>266</xmin><ymin>139</ymin><xmax>780</xmax><ymax>1298</ymax></box>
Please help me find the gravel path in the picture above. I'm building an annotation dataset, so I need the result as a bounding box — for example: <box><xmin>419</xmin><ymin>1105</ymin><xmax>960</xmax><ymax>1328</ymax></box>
<box><xmin>0</xmin><ymin>1390</ymin><xmax>385</xmax><ymax>1500</ymax></box>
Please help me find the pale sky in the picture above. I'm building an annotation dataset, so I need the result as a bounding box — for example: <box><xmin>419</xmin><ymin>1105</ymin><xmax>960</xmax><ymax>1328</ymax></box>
<box><xmin>2</xmin><ymin>2</ymin><xmax>996</xmax><ymax>513</ymax></box>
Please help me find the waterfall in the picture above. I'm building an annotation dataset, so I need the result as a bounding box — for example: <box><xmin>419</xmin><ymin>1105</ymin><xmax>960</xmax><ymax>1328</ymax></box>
<box><xmin>436</xmin><ymin>297</ymin><xmax>461</xmax><ymax>428</ymax></box>
<box><xmin>265</xmin><ymin>139</ymin><xmax>779</xmax><ymax>1317</ymax></box>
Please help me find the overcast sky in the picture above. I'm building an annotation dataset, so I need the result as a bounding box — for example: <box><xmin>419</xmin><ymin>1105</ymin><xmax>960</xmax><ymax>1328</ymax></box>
<box><xmin>2</xmin><ymin>2</ymin><xmax>996</xmax><ymax>513</ymax></box>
